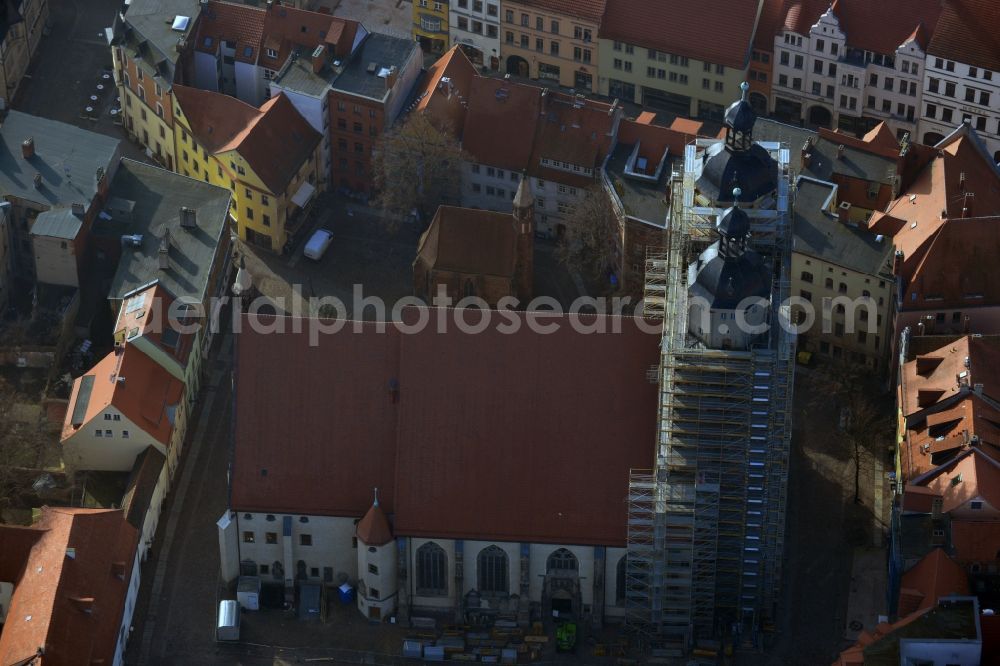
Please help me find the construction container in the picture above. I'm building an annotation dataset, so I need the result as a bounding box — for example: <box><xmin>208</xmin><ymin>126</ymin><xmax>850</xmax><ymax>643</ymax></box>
<box><xmin>216</xmin><ymin>600</ymin><xmax>240</xmax><ymax>641</ymax></box>
<box><xmin>298</xmin><ymin>583</ymin><xmax>321</xmax><ymax>619</ymax></box>
<box><xmin>423</xmin><ymin>645</ymin><xmax>445</xmax><ymax>661</ymax></box>
<box><xmin>402</xmin><ymin>640</ymin><xmax>423</xmax><ymax>659</ymax></box>
<box><xmin>237</xmin><ymin>576</ymin><xmax>260</xmax><ymax>610</ymax></box>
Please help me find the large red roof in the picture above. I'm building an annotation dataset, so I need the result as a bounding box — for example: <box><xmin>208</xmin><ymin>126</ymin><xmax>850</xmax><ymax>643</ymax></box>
<box><xmin>505</xmin><ymin>0</ymin><xmax>607</xmax><ymax>24</ymax></box>
<box><xmin>928</xmin><ymin>0</ymin><xmax>1000</xmax><ymax>72</ymax></box>
<box><xmin>461</xmin><ymin>77</ymin><xmax>541</xmax><ymax>171</ymax></box>
<box><xmin>232</xmin><ymin>312</ymin><xmax>661</xmax><ymax>546</ymax></box>
<box><xmin>599</xmin><ymin>0</ymin><xmax>760</xmax><ymax>69</ymax></box>
<box><xmin>0</xmin><ymin>508</ymin><xmax>137</xmax><ymax>666</ymax></box>
<box><xmin>828</xmin><ymin>0</ymin><xmax>942</xmax><ymax>55</ymax></box>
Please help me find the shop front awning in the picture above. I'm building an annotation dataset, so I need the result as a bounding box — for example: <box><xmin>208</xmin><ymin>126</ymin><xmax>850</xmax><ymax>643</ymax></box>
<box><xmin>291</xmin><ymin>182</ymin><xmax>316</xmax><ymax>208</ymax></box>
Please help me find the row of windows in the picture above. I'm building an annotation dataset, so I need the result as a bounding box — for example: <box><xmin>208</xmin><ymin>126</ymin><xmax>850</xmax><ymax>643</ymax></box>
<box><xmin>925</xmin><ymin>104</ymin><xmax>996</xmax><ymax>134</ymax></box>
<box><xmin>934</xmin><ymin>58</ymin><xmax>995</xmax><ymax>81</ymax></box>
<box><xmin>928</xmin><ymin>78</ymin><xmax>992</xmax><ymax>107</ymax></box>
<box><xmin>244</xmin><ymin>531</ymin><xmax>312</xmax><ymax>545</ymax></box>
<box><xmin>504</xmin><ymin>12</ymin><xmax>588</xmax><ymax>41</ymax></box>
<box><xmin>470</xmin><ymin>163</ymin><xmax>520</xmax><ymax>182</ymax></box>
<box><xmin>458</xmin><ymin>17</ymin><xmax>498</xmax><ymax>38</ymax></box>
<box><xmin>455</xmin><ymin>0</ymin><xmax>497</xmax><ymax>14</ymax></box>
<box><xmin>95</xmin><ymin>429</ymin><xmax>130</xmax><ymax>438</ymax></box>
<box><xmin>335</xmin><ymin>117</ymin><xmax>378</xmax><ymax>136</ymax></box>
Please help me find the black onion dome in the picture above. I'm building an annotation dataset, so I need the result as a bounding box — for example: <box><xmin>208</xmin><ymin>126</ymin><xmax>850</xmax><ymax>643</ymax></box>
<box><xmin>696</xmin><ymin>141</ymin><xmax>778</xmax><ymax>204</ymax></box>
<box><xmin>718</xmin><ymin>204</ymin><xmax>750</xmax><ymax>240</ymax></box>
<box><xmin>689</xmin><ymin>244</ymin><xmax>771</xmax><ymax>310</ymax></box>
<box><xmin>724</xmin><ymin>97</ymin><xmax>756</xmax><ymax>134</ymax></box>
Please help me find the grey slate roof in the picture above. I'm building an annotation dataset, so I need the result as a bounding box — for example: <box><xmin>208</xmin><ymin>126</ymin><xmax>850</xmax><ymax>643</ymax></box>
<box><xmin>753</xmin><ymin>118</ymin><xmax>816</xmax><ymax>174</ymax></box>
<box><xmin>274</xmin><ymin>51</ymin><xmax>332</xmax><ymax>98</ymax></box>
<box><xmin>331</xmin><ymin>32</ymin><xmax>417</xmax><ymax>101</ymax></box>
<box><xmin>804</xmin><ymin>136</ymin><xmax>898</xmax><ymax>185</ymax></box>
<box><xmin>792</xmin><ymin>176</ymin><xmax>893</xmax><ymax>276</ymax></box>
<box><xmin>31</xmin><ymin>208</ymin><xmax>84</xmax><ymax>240</ymax></box>
<box><xmin>99</xmin><ymin>159</ymin><xmax>231</xmax><ymax>304</ymax></box>
<box><xmin>120</xmin><ymin>0</ymin><xmax>202</xmax><ymax>71</ymax></box>
<box><xmin>605</xmin><ymin>143</ymin><xmax>672</xmax><ymax>228</ymax></box>
<box><xmin>0</xmin><ymin>111</ymin><xmax>121</xmax><ymax>207</ymax></box>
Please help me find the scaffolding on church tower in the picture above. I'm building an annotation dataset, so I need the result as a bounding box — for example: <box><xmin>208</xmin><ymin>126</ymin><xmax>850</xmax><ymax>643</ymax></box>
<box><xmin>626</xmin><ymin>131</ymin><xmax>795</xmax><ymax>655</ymax></box>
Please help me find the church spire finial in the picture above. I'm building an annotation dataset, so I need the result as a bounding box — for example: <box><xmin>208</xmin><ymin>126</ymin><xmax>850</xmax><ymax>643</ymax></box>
<box><xmin>373</xmin><ymin>487</ymin><xmax>379</xmax><ymax>507</ymax></box>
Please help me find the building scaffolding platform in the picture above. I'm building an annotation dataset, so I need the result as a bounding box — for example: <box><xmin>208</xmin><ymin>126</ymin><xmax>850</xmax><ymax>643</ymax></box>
<box><xmin>627</xmin><ymin>135</ymin><xmax>795</xmax><ymax>654</ymax></box>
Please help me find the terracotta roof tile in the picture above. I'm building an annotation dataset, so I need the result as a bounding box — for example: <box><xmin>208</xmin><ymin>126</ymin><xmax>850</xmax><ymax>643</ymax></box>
<box><xmin>755</xmin><ymin>0</ymin><xmax>793</xmax><ymax>51</ymax></box>
<box><xmin>415</xmin><ymin>206</ymin><xmax>518</xmax><ymax>277</ymax></box>
<box><xmin>0</xmin><ymin>508</ymin><xmax>137</xmax><ymax>666</ymax></box>
<box><xmin>356</xmin><ymin>502</ymin><xmax>393</xmax><ymax>546</ymax></box>
<box><xmin>829</xmin><ymin>0</ymin><xmax>942</xmax><ymax>55</ymax></box>
<box><xmin>194</xmin><ymin>1</ymin><xmax>265</xmax><ymax>64</ymax></box>
<box><xmin>917</xmin><ymin>448</ymin><xmax>1000</xmax><ymax>513</ymax></box>
<box><xmin>505</xmin><ymin>0</ymin><xmax>607</xmax><ymax>23</ymax></box>
<box><xmin>62</xmin><ymin>344</ymin><xmax>185</xmax><ymax>447</ymax></box>
<box><xmin>414</xmin><ymin>46</ymin><xmax>479</xmax><ymax>136</ymax></box>
<box><xmin>898</xmin><ymin>548</ymin><xmax>969</xmax><ymax>615</ymax></box>
<box><xmin>951</xmin><ymin>520</ymin><xmax>1000</xmax><ymax>563</ymax></box>
<box><xmin>461</xmin><ymin>77</ymin><xmax>541</xmax><ymax>171</ymax></box>
<box><xmin>528</xmin><ymin>92</ymin><xmax>616</xmax><ymax>177</ymax></box>
<box><xmin>600</xmin><ymin>0</ymin><xmax>759</xmax><ymax>69</ymax></box>
<box><xmin>928</xmin><ymin>0</ymin><xmax>1000</xmax><ymax>72</ymax></box>
<box><xmin>870</xmin><ymin>129</ymin><xmax>1000</xmax><ymax>312</ymax></box>
<box><xmin>173</xmin><ymin>85</ymin><xmax>321</xmax><ymax>194</ymax></box>
<box><xmin>782</xmin><ymin>0</ymin><xmax>828</xmax><ymax>35</ymax></box>
<box><xmin>232</xmin><ymin>312</ymin><xmax>660</xmax><ymax>546</ymax></box>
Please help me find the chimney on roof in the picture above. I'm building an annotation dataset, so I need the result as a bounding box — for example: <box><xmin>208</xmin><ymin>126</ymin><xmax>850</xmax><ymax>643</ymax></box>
<box><xmin>33</xmin><ymin>173</ymin><xmax>42</xmax><ymax>189</ymax></box>
<box><xmin>21</xmin><ymin>137</ymin><xmax>35</xmax><ymax>159</ymax></box>
<box><xmin>959</xmin><ymin>171</ymin><xmax>966</xmax><ymax>192</ymax></box>
<box><xmin>837</xmin><ymin>200</ymin><xmax>852</xmax><ymax>224</ymax></box>
<box><xmin>801</xmin><ymin>139</ymin><xmax>813</xmax><ymax>169</ymax></box>
<box><xmin>312</xmin><ymin>44</ymin><xmax>326</xmax><ymax>75</ymax></box>
<box><xmin>180</xmin><ymin>206</ymin><xmax>197</xmax><ymax>229</ymax></box>
<box><xmin>72</xmin><ymin>202</ymin><xmax>86</xmax><ymax>216</ymax></box>
<box><xmin>158</xmin><ymin>229</ymin><xmax>170</xmax><ymax>270</ymax></box>
<box><xmin>893</xmin><ymin>249</ymin><xmax>903</xmax><ymax>276</ymax></box>
<box><xmin>385</xmin><ymin>66</ymin><xmax>398</xmax><ymax>91</ymax></box>
<box><xmin>69</xmin><ymin>596</ymin><xmax>95</xmax><ymax>614</ymax></box>
<box><xmin>837</xmin><ymin>144</ymin><xmax>845</xmax><ymax>160</ymax></box>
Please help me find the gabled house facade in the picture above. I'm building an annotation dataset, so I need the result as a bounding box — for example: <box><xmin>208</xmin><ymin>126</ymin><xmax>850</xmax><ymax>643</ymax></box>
<box><xmin>61</xmin><ymin>344</ymin><xmax>186</xmax><ymax>475</ymax></box>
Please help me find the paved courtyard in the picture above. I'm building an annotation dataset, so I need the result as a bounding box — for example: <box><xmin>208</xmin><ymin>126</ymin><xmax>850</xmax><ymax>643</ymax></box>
<box><xmin>237</xmin><ymin>194</ymin><xmax>587</xmax><ymax>318</ymax></box>
<box><xmin>15</xmin><ymin>0</ymin><xmax>148</xmax><ymax>163</ymax></box>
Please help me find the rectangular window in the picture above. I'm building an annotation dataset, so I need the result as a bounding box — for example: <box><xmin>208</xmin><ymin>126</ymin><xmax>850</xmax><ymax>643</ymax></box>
<box><xmin>95</xmin><ymin>429</ymin><xmax>103</xmax><ymax>437</ymax></box>
<box><xmin>246</xmin><ymin>207</ymin><xmax>254</xmax><ymax>220</ymax></box>
<box><xmin>369</xmin><ymin>563</ymin><xmax>379</xmax><ymax>575</ymax></box>
<box><xmin>266</xmin><ymin>532</ymin><xmax>278</xmax><ymax>544</ymax></box>
<box><xmin>105</xmin><ymin>429</ymin><xmax>113</xmax><ymax>437</ymax></box>
<box><xmin>122</xmin><ymin>430</ymin><xmax>130</xmax><ymax>438</ymax></box>
<box><xmin>300</xmin><ymin>534</ymin><xmax>312</xmax><ymax>546</ymax></box>
<box><xmin>243</xmin><ymin>531</ymin><xmax>255</xmax><ymax>543</ymax></box>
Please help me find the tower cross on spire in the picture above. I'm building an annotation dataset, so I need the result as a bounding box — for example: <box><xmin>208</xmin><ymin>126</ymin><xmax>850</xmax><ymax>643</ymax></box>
<box><xmin>373</xmin><ymin>487</ymin><xmax>379</xmax><ymax>507</ymax></box>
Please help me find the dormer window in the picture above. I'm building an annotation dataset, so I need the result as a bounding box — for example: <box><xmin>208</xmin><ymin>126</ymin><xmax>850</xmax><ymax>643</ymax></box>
<box><xmin>203</xmin><ymin>37</ymin><xmax>213</xmax><ymax>48</ymax></box>
<box><xmin>266</xmin><ymin>48</ymin><xmax>277</xmax><ymax>59</ymax></box>
<box><xmin>243</xmin><ymin>46</ymin><xmax>254</xmax><ymax>59</ymax></box>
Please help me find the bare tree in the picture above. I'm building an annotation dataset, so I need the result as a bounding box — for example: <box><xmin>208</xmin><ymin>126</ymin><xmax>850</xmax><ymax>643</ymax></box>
<box><xmin>0</xmin><ymin>377</ymin><xmax>53</xmax><ymax>522</ymax></box>
<box><xmin>372</xmin><ymin>113</ymin><xmax>466</xmax><ymax>232</ymax></box>
<box><xmin>555</xmin><ymin>186</ymin><xmax>620</xmax><ymax>279</ymax></box>
<box><xmin>820</xmin><ymin>362</ymin><xmax>893</xmax><ymax>504</ymax></box>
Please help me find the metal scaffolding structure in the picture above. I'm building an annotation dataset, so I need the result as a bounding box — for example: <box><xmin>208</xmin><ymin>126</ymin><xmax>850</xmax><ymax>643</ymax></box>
<box><xmin>628</xmin><ymin>138</ymin><xmax>796</xmax><ymax>655</ymax></box>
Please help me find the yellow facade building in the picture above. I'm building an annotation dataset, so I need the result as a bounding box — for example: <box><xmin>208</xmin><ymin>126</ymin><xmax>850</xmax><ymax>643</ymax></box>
<box><xmin>499</xmin><ymin>0</ymin><xmax>604</xmax><ymax>91</ymax></box>
<box><xmin>171</xmin><ymin>85</ymin><xmax>323</xmax><ymax>254</ymax></box>
<box><xmin>597</xmin><ymin>0</ymin><xmax>760</xmax><ymax>121</ymax></box>
<box><xmin>413</xmin><ymin>0</ymin><xmax>449</xmax><ymax>54</ymax></box>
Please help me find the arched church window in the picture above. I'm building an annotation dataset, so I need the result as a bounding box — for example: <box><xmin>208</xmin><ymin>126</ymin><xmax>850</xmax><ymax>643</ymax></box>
<box><xmin>416</xmin><ymin>542</ymin><xmax>448</xmax><ymax>596</ymax></box>
<box><xmin>477</xmin><ymin>545</ymin><xmax>509</xmax><ymax>595</ymax></box>
<box><xmin>546</xmin><ymin>548</ymin><xmax>578</xmax><ymax>572</ymax></box>
<box><xmin>616</xmin><ymin>556</ymin><xmax>627</xmax><ymax>606</ymax></box>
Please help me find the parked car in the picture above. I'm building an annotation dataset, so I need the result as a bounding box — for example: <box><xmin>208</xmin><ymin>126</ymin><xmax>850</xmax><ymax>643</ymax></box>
<box><xmin>303</xmin><ymin>229</ymin><xmax>334</xmax><ymax>260</ymax></box>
